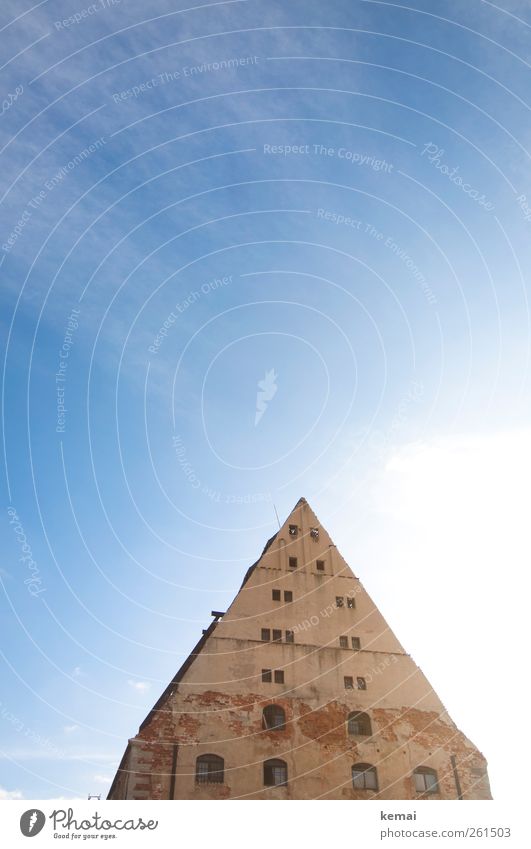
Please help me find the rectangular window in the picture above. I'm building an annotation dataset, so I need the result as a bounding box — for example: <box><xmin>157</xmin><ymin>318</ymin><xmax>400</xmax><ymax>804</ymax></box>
<box><xmin>261</xmin><ymin>628</ymin><xmax>271</xmax><ymax>641</ymax></box>
<box><xmin>316</xmin><ymin>560</ymin><xmax>325</xmax><ymax>571</ymax></box>
<box><xmin>262</xmin><ymin>669</ymin><xmax>272</xmax><ymax>682</ymax></box>
<box><xmin>288</xmin><ymin>557</ymin><xmax>298</xmax><ymax>569</ymax></box>
<box><xmin>285</xmin><ymin>630</ymin><xmax>294</xmax><ymax>643</ymax></box>
<box><xmin>425</xmin><ymin>772</ymin><xmax>438</xmax><ymax>792</ymax></box>
<box><xmin>347</xmin><ymin>597</ymin><xmax>355</xmax><ymax>609</ymax></box>
<box><xmin>274</xmin><ymin>670</ymin><xmax>284</xmax><ymax>684</ymax></box>
<box><xmin>336</xmin><ymin>596</ymin><xmax>344</xmax><ymax>607</ymax></box>
<box><xmin>414</xmin><ymin>773</ymin><xmax>424</xmax><ymax>793</ymax></box>
<box><xmin>196</xmin><ymin>761</ymin><xmax>209</xmax><ymax>783</ymax></box>
<box><xmin>271</xmin><ymin>764</ymin><xmax>286</xmax><ymax>785</ymax></box>
<box><xmin>353</xmin><ymin>766</ymin><xmax>377</xmax><ymax>790</ymax></box>
<box><xmin>344</xmin><ymin>676</ymin><xmax>354</xmax><ymax>689</ymax></box>
<box><xmin>264</xmin><ymin>761</ymin><xmax>287</xmax><ymax>786</ymax></box>
<box><xmin>310</xmin><ymin>527</ymin><xmax>319</xmax><ymax>540</ymax></box>
<box><xmin>289</xmin><ymin>524</ymin><xmax>298</xmax><ymax>536</ymax></box>
<box><xmin>357</xmin><ymin>677</ymin><xmax>367</xmax><ymax>690</ymax></box>
<box><xmin>272</xmin><ymin>629</ymin><xmax>282</xmax><ymax>642</ymax></box>
<box><xmin>339</xmin><ymin>636</ymin><xmax>348</xmax><ymax>649</ymax></box>
<box><xmin>284</xmin><ymin>590</ymin><xmax>293</xmax><ymax>602</ymax></box>
<box><xmin>272</xmin><ymin>589</ymin><xmax>281</xmax><ymax>601</ymax></box>
<box><xmin>351</xmin><ymin>637</ymin><xmax>361</xmax><ymax>650</ymax></box>
<box><xmin>414</xmin><ymin>771</ymin><xmax>438</xmax><ymax>793</ymax></box>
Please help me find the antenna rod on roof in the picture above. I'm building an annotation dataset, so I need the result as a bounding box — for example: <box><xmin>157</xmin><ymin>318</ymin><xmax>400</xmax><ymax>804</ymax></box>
<box><xmin>273</xmin><ymin>504</ymin><xmax>281</xmax><ymax>529</ymax></box>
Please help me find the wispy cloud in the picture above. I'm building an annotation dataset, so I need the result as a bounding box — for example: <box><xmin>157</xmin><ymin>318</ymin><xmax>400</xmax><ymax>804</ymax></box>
<box><xmin>127</xmin><ymin>679</ymin><xmax>151</xmax><ymax>692</ymax></box>
<box><xmin>0</xmin><ymin>785</ymin><xmax>24</xmax><ymax>799</ymax></box>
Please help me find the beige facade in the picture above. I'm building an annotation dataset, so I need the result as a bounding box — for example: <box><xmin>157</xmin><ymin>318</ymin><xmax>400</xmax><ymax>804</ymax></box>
<box><xmin>108</xmin><ymin>498</ymin><xmax>491</xmax><ymax>800</ymax></box>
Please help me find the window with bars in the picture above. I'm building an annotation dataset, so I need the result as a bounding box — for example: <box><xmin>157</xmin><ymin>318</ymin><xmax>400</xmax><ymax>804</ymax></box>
<box><xmin>264</xmin><ymin>758</ymin><xmax>288</xmax><ymax>786</ymax></box>
<box><xmin>272</xmin><ymin>629</ymin><xmax>282</xmax><ymax>642</ymax></box>
<box><xmin>261</xmin><ymin>628</ymin><xmax>271</xmax><ymax>641</ymax></box>
<box><xmin>284</xmin><ymin>590</ymin><xmax>293</xmax><ymax>602</ymax></box>
<box><xmin>262</xmin><ymin>669</ymin><xmax>272</xmax><ymax>682</ymax></box>
<box><xmin>316</xmin><ymin>560</ymin><xmax>325</xmax><ymax>571</ymax></box>
<box><xmin>351</xmin><ymin>637</ymin><xmax>361</xmax><ymax>650</ymax></box>
<box><xmin>262</xmin><ymin>704</ymin><xmax>286</xmax><ymax>731</ymax></box>
<box><xmin>274</xmin><ymin>669</ymin><xmax>284</xmax><ymax>684</ymax></box>
<box><xmin>272</xmin><ymin>589</ymin><xmax>281</xmax><ymax>601</ymax></box>
<box><xmin>344</xmin><ymin>676</ymin><xmax>354</xmax><ymax>689</ymax></box>
<box><xmin>288</xmin><ymin>557</ymin><xmax>298</xmax><ymax>569</ymax></box>
<box><xmin>347</xmin><ymin>711</ymin><xmax>372</xmax><ymax>736</ymax></box>
<box><xmin>352</xmin><ymin>763</ymin><xmax>378</xmax><ymax>790</ymax></box>
<box><xmin>413</xmin><ymin>767</ymin><xmax>439</xmax><ymax>794</ymax></box>
<box><xmin>285</xmin><ymin>630</ymin><xmax>294</xmax><ymax>643</ymax></box>
<box><xmin>339</xmin><ymin>636</ymin><xmax>348</xmax><ymax>649</ymax></box>
<box><xmin>195</xmin><ymin>754</ymin><xmax>224</xmax><ymax>784</ymax></box>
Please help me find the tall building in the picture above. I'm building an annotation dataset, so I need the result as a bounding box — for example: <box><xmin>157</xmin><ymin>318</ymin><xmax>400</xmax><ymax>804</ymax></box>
<box><xmin>108</xmin><ymin>497</ymin><xmax>491</xmax><ymax>800</ymax></box>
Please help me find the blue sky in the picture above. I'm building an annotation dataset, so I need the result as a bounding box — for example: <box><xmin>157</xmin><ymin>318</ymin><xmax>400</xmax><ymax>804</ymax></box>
<box><xmin>1</xmin><ymin>0</ymin><xmax>530</xmax><ymax>801</ymax></box>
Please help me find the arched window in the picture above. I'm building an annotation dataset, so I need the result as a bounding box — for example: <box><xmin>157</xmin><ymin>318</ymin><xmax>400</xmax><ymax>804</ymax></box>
<box><xmin>264</xmin><ymin>758</ymin><xmax>288</xmax><ymax>786</ymax></box>
<box><xmin>352</xmin><ymin>763</ymin><xmax>378</xmax><ymax>790</ymax></box>
<box><xmin>262</xmin><ymin>704</ymin><xmax>286</xmax><ymax>730</ymax></box>
<box><xmin>413</xmin><ymin>767</ymin><xmax>439</xmax><ymax>794</ymax></box>
<box><xmin>195</xmin><ymin>754</ymin><xmax>224</xmax><ymax>784</ymax></box>
<box><xmin>347</xmin><ymin>711</ymin><xmax>372</xmax><ymax>736</ymax></box>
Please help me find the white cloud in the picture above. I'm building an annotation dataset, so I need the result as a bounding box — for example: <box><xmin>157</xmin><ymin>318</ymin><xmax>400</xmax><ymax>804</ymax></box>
<box><xmin>127</xmin><ymin>680</ymin><xmax>151</xmax><ymax>692</ymax></box>
<box><xmin>63</xmin><ymin>724</ymin><xmax>79</xmax><ymax>734</ymax></box>
<box><xmin>93</xmin><ymin>774</ymin><xmax>111</xmax><ymax>784</ymax></box>
<box><xmin>346</xmin><ymin>429</ymin><xmax>531</xmax><ymax>803</ymax></box>
<box><xmin>0</xmin><ymin>786</ymin><xmax>23</xmax><ymax>800</ymax></box>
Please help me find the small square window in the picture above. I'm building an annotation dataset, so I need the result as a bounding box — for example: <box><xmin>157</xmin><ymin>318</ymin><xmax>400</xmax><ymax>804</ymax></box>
<box><xmin>264</xmin><ymin>759</ymin><xmax>287</xmax><ymax>786</ymax></box>
<box><xmin>262</xmin><ymin>669</ymin><xmax>272</xmax><ymax>682</ymax></box>
<box><xmin>272</xmin><ymin>589</ymin><xmax>281</xmax><ymax>601</ymax></box>
<box><xmin>316</xmin><ymin>560</ymin><xmax>325</xmax><ymax>571</ymax></box>
<box><xmin>261</xmin><ymin>628</ymin><xmax>271</xmax><ymax>641</ymax></box>
<box><xmin>347</xmin><ymin>597</ymin><xmax>355</xmax><ymax>609</ymax></box>
<box><xmin>289</xmin><ymin>524</ymin><xmax>298</xmax><ymax>536</ymax></box>
<box><xmin>344</xmin><ymin>676</ymin><xmax>354</xmax><ymax>689</ymax></box>
<box><xmin>285</xmin><ymin>630</ymin><xmax>294</xmax><ymax>643</ymax></box>
<box><xmin>272</xmin><ymin>629</ymin><xmax>282</xmax><ymax>642</ymax></box>
<box><xmin>336</xmin><ymin>596</ymin><xmax>344</xmax><ymax>608</ymax></box>
<box><xmin>284</xmin><ymin>590</ymin><xmax>293</xmax><ymax>602</ymax></box>
<box><xmin>357</xmin><ymin>677</ymin><xmax>366</xmax><ymax>690</ymax></box>
<box><xmin>339</xmin><ymin>636</ymin><xmax>348</xmax><ymax>649</ymax></box>
<box><xmin>351</xmin><ymin>637</ymin><xmax>360</xmax><ymax>650</ymax></box>
<box><xmin>288</xmin><ymin>557</ymin><xmax>298</xmax><ymax>569</ymax></box>
<box><xmin>274</xmin><ymin>670</ymin><xmax>284</xmax><ymax>684</ymax></box>
<box><xmin>310</xmin><ymin>527</ymin><xmax>319</xmax><ymax>540</ymax></box>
